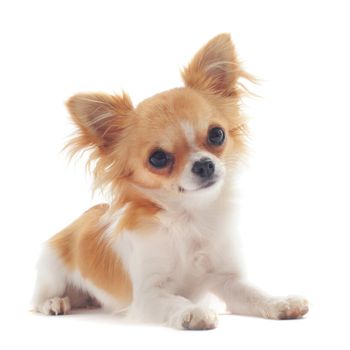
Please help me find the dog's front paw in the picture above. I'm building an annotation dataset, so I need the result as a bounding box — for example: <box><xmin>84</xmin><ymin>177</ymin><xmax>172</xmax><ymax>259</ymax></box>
<box><xmin>264</xmin><ymin>296</ymin><xmax>309</xmax><ymax>320</ymax></box>
<box><xmin>41</xmin><ymin>297</ymin><xmax>71</xmax><ymax>315</ymax></box>
<box><xmin>170</xmin><ymin>306</ymin><xmax>218</xmax><ymax>330</ymax></box>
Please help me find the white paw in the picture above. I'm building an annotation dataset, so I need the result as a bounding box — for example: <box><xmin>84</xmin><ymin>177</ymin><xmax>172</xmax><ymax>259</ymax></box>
<box><xmin>264</xmin><ymin>295</ymin><xmax>309</xmax><ymax>320</ymax></box>
<box><xmin>41</xmin><ymin>297</ymin><xmax>71</xmax><ymax>315</ymax></box>
<box><xmin>170</xmin><ymin>306</ymin><xmax>218</xmax><ymax>330</ymax></box>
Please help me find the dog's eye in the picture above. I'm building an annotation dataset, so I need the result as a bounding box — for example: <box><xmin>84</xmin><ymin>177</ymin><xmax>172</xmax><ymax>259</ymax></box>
<box><xmin>149</xmin><ymin>150</ymin><xmax>171</xmax><ymax>169</ymax></box>
<box><xmin>208</xmin><ymin>127</ymin><xmax>225</xmax><ymax>146</ymax></box>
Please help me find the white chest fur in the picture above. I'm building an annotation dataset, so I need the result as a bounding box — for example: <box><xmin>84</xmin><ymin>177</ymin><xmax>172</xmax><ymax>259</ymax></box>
<box><xmin>113</xmin><ymin>202</ymin><xmax>239</xmax><ymax>302</ymax></box>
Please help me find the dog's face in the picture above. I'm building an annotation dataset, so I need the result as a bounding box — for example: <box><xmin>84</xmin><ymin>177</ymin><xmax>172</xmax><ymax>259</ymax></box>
<box><xmin>127</xmin><ymin>88</ymin><xmax>240</xmax><ymax>200</ymax></box>
<box><xmin>66</xmin><ymin>34</ymin><xmax>247</xmax><ymax>204</ymax></box>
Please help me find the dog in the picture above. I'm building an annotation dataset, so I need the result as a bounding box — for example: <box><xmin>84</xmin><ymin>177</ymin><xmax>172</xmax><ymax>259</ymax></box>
<box><xmin>32</xmin><ymin>33</ymin><xmax>308</xmax><ymax>329</ymax></box>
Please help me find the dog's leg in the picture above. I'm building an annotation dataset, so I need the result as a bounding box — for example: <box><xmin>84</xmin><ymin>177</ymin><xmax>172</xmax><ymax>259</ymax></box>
<box><xmin>212</xmin><ymin>276</ymin><xmax>309</xmax><ymax>320</ymax></box>
<box><xmin>32</xmin><ymin>245</ymin><xmax>71</xmax><ymax>315</ymax></box>
<box><xmin>128</xmin><ymin>288</ymin><xmax>218</xmax><ymax>330</ymax></box>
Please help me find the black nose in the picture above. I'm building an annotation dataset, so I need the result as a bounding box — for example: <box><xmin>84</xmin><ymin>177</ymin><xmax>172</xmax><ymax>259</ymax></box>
<box><xmin>191</xmin><ymin>158</ymin><xmax>215</xmax><ymax>179</ymax></box>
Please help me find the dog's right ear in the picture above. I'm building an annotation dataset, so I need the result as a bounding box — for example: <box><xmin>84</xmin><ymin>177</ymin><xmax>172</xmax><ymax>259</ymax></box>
<box><xmin>66</xmin><ymin>92</ymin><xmax>133</xmax><ymax>155</ymax></box>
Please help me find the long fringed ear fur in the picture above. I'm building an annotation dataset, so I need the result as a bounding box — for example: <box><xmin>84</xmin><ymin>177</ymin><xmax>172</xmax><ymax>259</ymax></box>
<box><xmin>65</xmin><ymin>92</ymin><xmax>134</xmax><ymax>194</ymax></box>
<box><xmin>182</xmin><ymin>33</ymin><xmax>244</xmax><ymax>98</ymax></box>
<box><xmin>66</xmin><ymin>92</ymin><xmax>133</xmax><ymax>157</ymax></box>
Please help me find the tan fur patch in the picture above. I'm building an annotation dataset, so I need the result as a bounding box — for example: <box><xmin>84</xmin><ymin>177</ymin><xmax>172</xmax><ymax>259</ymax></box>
<box><xmin>49</xmin><ymin>204</ymin><xmax>132</xmax><ymax>302</ymax></box>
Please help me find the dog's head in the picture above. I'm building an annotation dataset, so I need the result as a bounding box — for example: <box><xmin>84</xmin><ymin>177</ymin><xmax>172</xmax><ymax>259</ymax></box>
<box><xmin>66</xmin><ymin>34</ymin><xmax>249</xmax><ymax>207</ymax></box>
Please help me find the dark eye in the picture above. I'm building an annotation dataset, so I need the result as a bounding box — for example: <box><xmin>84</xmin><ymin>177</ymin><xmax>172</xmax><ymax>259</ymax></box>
<box><xmin>149</xmin><ymin>150</ymin><xmax>171</xmax><ymax>169</ymax></box>
<box><xmin>208</xmin><ymin>127</ymin><xmax>225</xmax><ymax>146</ymax></box>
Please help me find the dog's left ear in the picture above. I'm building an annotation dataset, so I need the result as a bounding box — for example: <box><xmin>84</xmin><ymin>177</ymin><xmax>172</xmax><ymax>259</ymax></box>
<box><xmin>182</xmin><ymin>33</ymin><xmax>241</xmax><ymax>97</ymax></box>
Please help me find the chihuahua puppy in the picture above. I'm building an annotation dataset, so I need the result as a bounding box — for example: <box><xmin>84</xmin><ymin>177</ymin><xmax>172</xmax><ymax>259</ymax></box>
<box><xmin>32</xmin><ymin>34</ymin><xmax>308</xmax><ymax>329</ymax></box>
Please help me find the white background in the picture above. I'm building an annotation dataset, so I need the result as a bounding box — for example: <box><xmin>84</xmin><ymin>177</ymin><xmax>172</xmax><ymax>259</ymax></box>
<box><xmin>1</xmin><ymin>0</ymin><xmax>349</xmax><ymax>349</ymax></box>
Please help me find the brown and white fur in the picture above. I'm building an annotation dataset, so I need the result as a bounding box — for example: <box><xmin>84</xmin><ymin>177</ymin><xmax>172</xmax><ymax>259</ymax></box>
<box><xmin>32</xmin><ymin>34</ymin><xmax>308</xmax><ymax>329</ymax></box>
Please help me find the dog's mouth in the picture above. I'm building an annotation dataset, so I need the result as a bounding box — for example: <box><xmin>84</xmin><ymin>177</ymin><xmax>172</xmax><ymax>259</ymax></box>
<box><xmin>198</xmin><ymin>180</ymin><xmax>217</xmax><ymax>190</ymax></box>
<box><xmin>178</xmin><ymin>179</ymin><xmax>217</xmax><ymax>193</ymax></box>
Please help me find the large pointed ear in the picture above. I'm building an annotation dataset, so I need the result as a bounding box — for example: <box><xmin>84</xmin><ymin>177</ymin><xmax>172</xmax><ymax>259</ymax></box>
<box><xmin>182</xmin><ymin>33</ymin><xmax>241</xmax><ymax>97</ymax></box>
<box><xmin>66</xmin><ymin>92</ymin><xmax>133</xmax><ymax>154</ymax></box>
